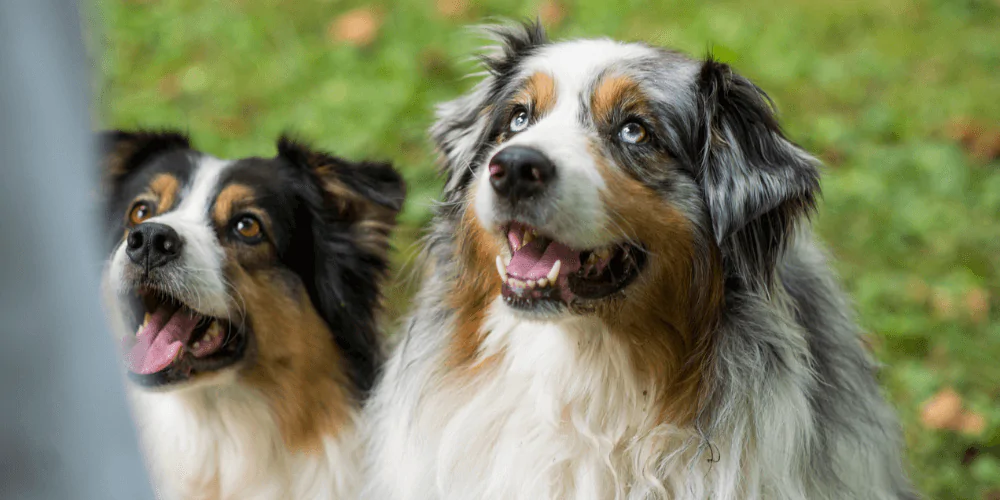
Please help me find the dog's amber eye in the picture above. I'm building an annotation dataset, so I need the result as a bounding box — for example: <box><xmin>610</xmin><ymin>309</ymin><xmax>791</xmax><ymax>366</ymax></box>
<box><xmin>619</xmin><ymin>122</ymin><xmax>647</xmax><ymax>144</ymax></box>
<box><xmin>128</xmin><ymin>202</ymin><xmax>153</xmax><ymax>226</ymax></box>
<box><xmin>234</xmin><ymin>215</ymin><xmax>263</xmax><ymax>242</ymax></box>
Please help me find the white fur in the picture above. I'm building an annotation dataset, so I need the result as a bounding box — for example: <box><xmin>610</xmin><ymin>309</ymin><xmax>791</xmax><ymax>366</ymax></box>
<box><xmin>365</xmin><ymin>298</ymin><xmax>745</xmax><ymax>500</ymax></box>
<box><xmin>131</xmin><ymin>385</ymin><xmax>362</xmax><ymax>500</ymax></box>
<box><xmin>107</xmin><ymin>154</ymin><xmax>363</xmax><ymax>499</ymax></box>
<box><xmin>474</xmin><ymin>41</ymin><xmax>657</xmax><ymax>250</ymax></box>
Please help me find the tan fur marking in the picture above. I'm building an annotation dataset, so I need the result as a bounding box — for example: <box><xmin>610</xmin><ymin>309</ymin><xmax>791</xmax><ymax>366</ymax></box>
<box><xmin>229</xmin><ymin>265</ymin><xmax>354</xmax><ymax>453</ymax></box>
<box><xmin>212</xmin><ymin>184</ymin><xmax>256</xmax><ymax>228</ymax></box>
<box><xmin>593</xmin><ymin>149</ymin><xmax>724</xmax><ymax>426</ymax></box>
<box><xmin>149</xmin><ymin>174</ymin><xmax>180</xmax><ymax>213</ymax></box>
<box><xmin>516</xmin><ymin>72</ymin><xmax>557</xmax><ymax>117</ymax></box>
<box><xmin>447</xmin><ymin>194</ymin><xmax>504</xmax><ymax>368</ymax></box>
<box><xmin>590</xmin><ymin>74</ymin><xmax>648</xmax><ymax>125</ymax></box>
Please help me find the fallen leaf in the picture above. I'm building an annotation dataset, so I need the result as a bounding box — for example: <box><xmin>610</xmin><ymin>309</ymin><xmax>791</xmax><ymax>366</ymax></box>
<box><xmin>539</xmin><ymin>0</ymin><xmax>566</xmax><ymax>27</ymax></box>
<box><xmin>970</xmin><ymin>131</ymin><xmax>1000</xmax><ymax>163</ymax></box>
<box><xmin>962</xmin><ymin>446</ymin><xmax>980</xmax><ymax>466</ymax></box>
<box><xmin>945</xmin><ymin>117</ymin><xmax>978</xmax><ymax>146</ymax></box>
<box><xmin>965</xmin><ymin>287</ymin><xmax>991</xmax><ymax>324</ymax></box>
<box><xmin>328</xmin><ymin>7</ymin><xmax>382</xmax><ymax>47</ymax></box>
<box><xmin>435</xmin><ymin>0</ymin><xmax>469</xmax><ymax>18</ymax></box>
<box><xmin>920</xmin><ymin>387</ymin><xmax>963</xmax><ymax>430</ymax></box>
<box><xmin>931</xmin><ymin>289</ymin><xmax>955</xmax><ymax>319</ymax></box>
<box><xmin>959</xmin><ymin>411</ymin><xmax>987</xmax><ymax>436</ymax></box>
<box><xmin>157</xmin><ymin>74</ymin><xmax>181</xmax><ymax>99</ymax></box>
<box><xmin>906</xmin><ymin>278</ymin><xmax>931</xmax><ymax>304</ymax></box>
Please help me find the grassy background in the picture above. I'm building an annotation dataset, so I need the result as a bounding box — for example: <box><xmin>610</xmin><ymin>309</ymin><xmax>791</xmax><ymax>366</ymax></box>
<box><xmin>92</xmin><ymin>0</ymin><xmax>1000</xmax><ymax>497</ymax></box>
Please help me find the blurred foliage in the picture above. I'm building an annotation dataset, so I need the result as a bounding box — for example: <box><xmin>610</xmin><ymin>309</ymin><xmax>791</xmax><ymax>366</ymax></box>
<box><xmin>92</xmin><ymin>0</ymin><xmax>1000</xmax><ymax>497</ymax></box>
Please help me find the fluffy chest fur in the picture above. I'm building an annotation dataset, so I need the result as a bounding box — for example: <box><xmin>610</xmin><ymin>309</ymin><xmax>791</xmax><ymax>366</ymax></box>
<box><xmin>132</xmin><ymin>385</ymin><xmax>361</xmax><ymax>500</ymax></box>
<box><xmin>367</xmin><ymin>301</ymin><xmax>716</xmax><ymax>500</ymax></box>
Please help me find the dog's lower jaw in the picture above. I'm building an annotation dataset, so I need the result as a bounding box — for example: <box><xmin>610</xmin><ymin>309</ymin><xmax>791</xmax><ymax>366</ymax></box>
<box><xmin>130</xmin><ymin>382</ymin><xmax>362</xmax><ymax>500</ymax></box>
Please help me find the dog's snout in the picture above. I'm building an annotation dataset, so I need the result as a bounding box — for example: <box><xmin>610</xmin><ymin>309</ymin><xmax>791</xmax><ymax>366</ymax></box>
<box><xmin>489</xmin><ymin>146</ymin><xmax>556</xmax><ymax>202</ymax></box>
<box><xmin>126</xmin><ymin>222</ymin><xmax>184</xmax><ymax>270</ymax></box>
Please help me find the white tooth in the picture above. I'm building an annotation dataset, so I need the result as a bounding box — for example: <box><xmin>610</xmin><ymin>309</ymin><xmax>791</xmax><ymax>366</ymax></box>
<box><xmin>496</xmin><ymin>256</ymin><xmax>507</xmax><ymax>280</ymax></box>
<box><xmin>538</xmin><ymin>278</ymin><xmax>548</xmax><ymax>287</ymax></box>
<box><xmin>547</xmin><ymin>260</ymin><xmax>561</xmax><ymax>282</ymax></box>
<box><xmin>192</xmin><ymin>341</ymin><xmax>201</xmax><ymax>350</ymax></box>
<box><xmin>526</xmin><ymin>280</ymin><xmax>536</xmax><ymax>289</ymax></box>
<box><xmin>511</xmin><ymin>278</ymin><xmax>524</xmax><ymax>289</ymax></box>
<box><xmin>586</xmin><ymin>253</ymin><xmax>598</xmax><ymax>266</ymax></box>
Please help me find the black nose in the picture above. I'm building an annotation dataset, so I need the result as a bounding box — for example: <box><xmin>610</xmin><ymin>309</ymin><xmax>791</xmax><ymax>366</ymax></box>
<box><xmin>126</xmin><ymin>222</ymin><xmax>183</xmax><ymax>270</ymax></box>
<box><xmin>488</xmin><ymin>146</ymin><xmax>556</xmax><ymax>203</ymax></box>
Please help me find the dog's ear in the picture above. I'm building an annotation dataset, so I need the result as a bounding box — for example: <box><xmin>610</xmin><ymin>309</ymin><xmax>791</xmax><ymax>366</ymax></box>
<box><xmin>278</xmin><ymin>136</ymin><xmax>404</xmax><ymax>227</ymax></box>
<box><xmin>431</xmin><ymin>20</ymin><xmax>548</xmax><ymax>200</ymax></box>
<box><xmin>694</xmin><ymin>58</ymin><xmax>821</xmax><ymax>291</ymax></box>
<box><xmin>277</xmin><ymin>136</ymin><xmax>404</xmax><ymax>394</ymax></box>
<box><xmin>100</xmin><ymin>130</ymin><xmax>190</xmax><ymax>183</ymax></box>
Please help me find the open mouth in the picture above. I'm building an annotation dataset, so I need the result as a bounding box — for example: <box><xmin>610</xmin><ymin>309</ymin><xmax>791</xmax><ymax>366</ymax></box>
<box><xmin>495</xmin><ymin>222</ymin><xmax>645</xmax><ymax>313</ymax></box>
<box><xmin>121</xmin><ymin>290</ymin><xmax>248</xmax><ymax>387</ymax></box>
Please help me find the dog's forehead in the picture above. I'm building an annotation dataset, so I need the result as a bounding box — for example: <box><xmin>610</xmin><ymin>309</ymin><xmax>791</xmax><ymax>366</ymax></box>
<box><xmin>519</xmin><ymin>40</ymin><xmax>657</xmax><ymax>96</ymax></box>
<box><xmin>516</xmin><ymin>40</ymin><xmax>699</xmax><ymax>110</ymax></box>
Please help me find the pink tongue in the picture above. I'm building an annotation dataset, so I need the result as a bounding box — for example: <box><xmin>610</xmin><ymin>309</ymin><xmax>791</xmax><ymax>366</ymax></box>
<box><xmin>507</xmin><ymin>236</ymin><xmax>581</xmax><ymax>280</ymax></box>
<box><xmin>122</xmin><ymin>306</ymin><xmax>201</xmax><ymax>375</ymax></box>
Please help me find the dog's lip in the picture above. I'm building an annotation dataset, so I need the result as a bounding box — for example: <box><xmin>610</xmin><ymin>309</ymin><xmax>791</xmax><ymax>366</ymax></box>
<box><xmin>122</xmin><ymin>286</ymin><xmax>249</xmax><ymax>387</ymax></box>
<box><xmin>494</xmin><ymin>221</ymin><xmax>646</xmax><ymax>310</ymax></box>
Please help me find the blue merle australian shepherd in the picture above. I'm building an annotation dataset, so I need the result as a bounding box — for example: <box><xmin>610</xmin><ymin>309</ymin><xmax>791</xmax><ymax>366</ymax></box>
<box><xmin>365</xmin><ymin>22</ymin><xmax>916</xmax><ymax>499</ymax></box>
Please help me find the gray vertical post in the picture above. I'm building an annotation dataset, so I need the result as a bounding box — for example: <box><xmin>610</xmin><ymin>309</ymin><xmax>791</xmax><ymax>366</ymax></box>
<box><xmin>0</xmin><ymin>0</ymin><xmax>155</xmax><ymax>498</ymax></box>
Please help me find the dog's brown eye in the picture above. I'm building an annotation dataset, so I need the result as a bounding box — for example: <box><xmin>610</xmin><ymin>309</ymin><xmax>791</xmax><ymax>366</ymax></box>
<box><xmin>128</xmin><ymin>202</ymin><xmax>153</xmax><ymax>226</ymax></box>
<box><xmin>234</xmin><ymin>215</ymin><xmax>263</xmax><ymax>241</ymax></box>
<box><xmin>619</xmin><ymin>122</ymin><xmax>647</xmax><ymax>144</ymax></box>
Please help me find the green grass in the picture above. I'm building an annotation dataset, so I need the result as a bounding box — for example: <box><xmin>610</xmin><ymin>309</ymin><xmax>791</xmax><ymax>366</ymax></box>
<box><xmin>92</xmin><ymin>0</ymin><xmax>1000</xmax><ymax>497</ymax></box>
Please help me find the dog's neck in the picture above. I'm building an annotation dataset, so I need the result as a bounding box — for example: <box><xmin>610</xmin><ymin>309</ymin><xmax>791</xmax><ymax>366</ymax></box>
<box><xmin>130</xmin><ymin>376</ymin><xmax>360</xmax><ymax>500</ymax></box>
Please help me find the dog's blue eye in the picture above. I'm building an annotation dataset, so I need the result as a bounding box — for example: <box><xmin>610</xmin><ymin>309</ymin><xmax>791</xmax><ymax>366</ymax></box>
<box><xmin>509</xmin><ymin>110</ymin><xmax>530</xmax><ymax>133</ymax></box>
<box><xmin>618</xmin><ymin>122</ymin><xmax>647</xmax><ymax>144</ymax></box>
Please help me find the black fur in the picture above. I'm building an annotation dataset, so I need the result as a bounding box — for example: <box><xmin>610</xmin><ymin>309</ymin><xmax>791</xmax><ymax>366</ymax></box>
<box><xmin>276</xmin><ymin>136</ymin><xmax>403</xmax><ymax>394</ymax></box>
<box><xmin>101</xmin><ymin>130</ymin><xmax>403</xmax><ymax>396</ymax></box>
<box><xmin>694</xmin><ymin>57</ymin><xmax>821</xmax><ymax>292</ymax></box>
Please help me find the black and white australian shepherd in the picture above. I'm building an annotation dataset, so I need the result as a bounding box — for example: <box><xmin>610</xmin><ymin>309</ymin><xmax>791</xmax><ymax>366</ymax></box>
<box><xmin>365</xmin><ymin>23</ymin><xmax>916</xmax><ymax>499</ymax></box>
<box><xmin>101</xmin><ymin>131</ymin><xmax>403</xmax><ymax>499</ymax></box>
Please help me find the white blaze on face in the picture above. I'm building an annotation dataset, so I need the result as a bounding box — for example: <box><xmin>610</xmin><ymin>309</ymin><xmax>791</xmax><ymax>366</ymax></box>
<box><xmin>473</xmin><ymin>40</ymin><xmax>659</xmax><ymax>250</ymax></box>
<box><xmin>108</xmin><ymin>155</ymin><xmax>234</xmax><ymax>319</ymax></box>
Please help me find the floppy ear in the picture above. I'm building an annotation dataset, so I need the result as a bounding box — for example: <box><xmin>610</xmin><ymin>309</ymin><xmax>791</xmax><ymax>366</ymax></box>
<box><xmin>100</xmin><ymin>129</ymin><xmax>190</xmax><ymax>183</ymax></box>
<box><xmin>430</xmin><ymin>20</ymin><xmax>548</xmax><ymax>200</ymax></box>
<box><xmin>695</xmin><ymin>58</ymin><xmax>821</xmax><ymax>291</ymax></box>
<box><xmin>277</xmin><ymin>136</ymin><xmax>404</xmax><ymax>394</ymax></box>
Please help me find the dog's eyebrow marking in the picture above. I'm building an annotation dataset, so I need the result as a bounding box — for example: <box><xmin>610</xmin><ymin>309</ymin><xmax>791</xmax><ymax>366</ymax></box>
<box><xmin>213</xmin><ymin>183</ymin><xmax>256</xmax><ymax>227</ymax></box>
<box><xmin>515</xmin><ymin>72</ymin><xmax>557</xmax><ymax>117</ymax></box>
<box><xmin>148</xmin><ymin>173</ymin><xmax>180</xmax><ymax>213</ymax></box>
<box><xmin>590</xmin><ymin>73</ymin><xmax>646</xmax><ymax>124</ymax></box>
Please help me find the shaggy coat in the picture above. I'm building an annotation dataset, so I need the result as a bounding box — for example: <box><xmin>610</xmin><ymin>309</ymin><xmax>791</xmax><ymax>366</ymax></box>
<box><xmin>364</xmin><ymin>23</ymin><xmax>915</xmax><ymax>500</ymax></box>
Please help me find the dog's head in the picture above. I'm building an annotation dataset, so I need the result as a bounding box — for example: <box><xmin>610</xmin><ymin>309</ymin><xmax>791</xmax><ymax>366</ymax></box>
<box><xmin>435</xmin><ymin>22</ymin><xmax>820</xmax><ymax>325</ymax></box>
<box><xmin>102</xmin><ymin>131</ymin><xmax>403</xmax><ymax>394</ymax></box>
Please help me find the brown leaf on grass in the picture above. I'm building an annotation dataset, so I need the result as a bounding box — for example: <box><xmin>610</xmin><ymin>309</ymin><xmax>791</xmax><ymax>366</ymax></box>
<box><xmin>945</xmin><ymin>117</ymin><xmax>978</xmax><ymax>146</ymax></box>
<box><xmin>944</xmin><ymin>117</ymin><xmax>1000</xmax><ymax>164</ymax></box>
<box><xmin>157</xmin><ymin>74</ymin><xmax>181</xmax><ymax>99</ymax></box>
<box><xmin>920</xmin><ymin>387</ymin><xmax>963</xmax><ymax>430</ymax></box>
<box><xmin>435</xmin><ymin>0</ymin><xmax>469</xmax><ymax>19</ymax></box>
<box><xmin>970</xmin><ymin>131</ymin><xmax>1000</xmax><ymax>164</ymax></box>
<box><xmin>931</xmin><ymin>289</ymin><xmax>956</xmax><ymax>319</ymax></box>
<box><xmin>959</xmin><ymin>411</ymin><xmax>987</xmax><ymax>436</ymax></box>
<box><xmin>985</xmin><ymin>489</ymin><xmax>1000</xmax><ymax>500</ymax></box>
<box><xmin>965</xmin><ymin>287</ymin><xmax>991</xmax><ymax>324</ymax></box>
<box><xmin>328</xmin><ymin>7</ymin><xmax>382</xmax><ymax>47</ymax></box>
<box><xmin>906</xmin><ymin>278</ymin><xmax>931</xmax><ymax>304</ymax></box>
<box><xmin>539</xmin><ymin>0</ymin><xmax>566</xmax><ymax>27</ymax></box>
